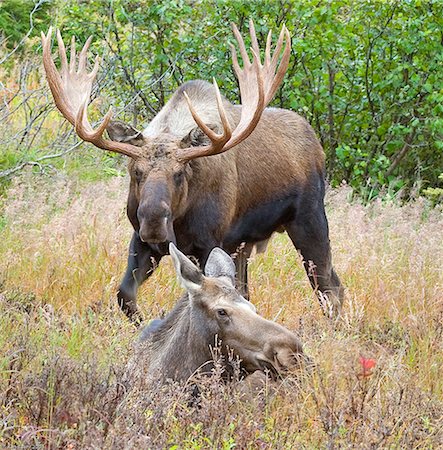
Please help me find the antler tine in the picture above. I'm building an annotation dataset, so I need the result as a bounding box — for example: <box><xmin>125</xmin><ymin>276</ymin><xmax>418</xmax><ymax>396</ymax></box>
<box><xmin>270</xmin><ymin>25</ymin><xmax>285</xmax><ymax>72</ymax></box>
<box><xmin>177</xmin><ymin>20</ymin><xmax>290</xmax><ymax>162</ymax></box>
<box><xmin>213</xmin><ymin>78</ymin><xmax>232</xmax><ymax>139</ymax></box>
<box><xmin>78</xmin><ymin>35</ymin><xmax>92</xmax><ymax>73</ymax></box>
<box><xmin>179</xmin><ymin>79</ymin><xmax>232</xmax><ymax>160</ymax></box>
<box><xmin>76</xmin><ymin>102</ymin><xmax>113</xmax><ymax>141</ymax></box>
<box><xmin>184</xmin><ymin>81</ymin><xmax>232</xmax><ymax>142</ymax></box>
<box><xmin>41</xmin><ymin>28</ymin><xmax>143</xmax><ymax>159</ymax></box>
<box><xmin>56</xmin><ymin>29</ymin><xmax>68</xmax><ymax>73</ymax></box>
<box><xmin>265</xmin><ymin>29</ymin><xmax>272</xmax><ymax>66</ymax></box>
<box><xmin>69</xmin><ymin>35</ymin><xmax>76</xmax><ymax>73</ymax></box>
<box><xmin>230</xmin><ymin>43</ymin><xmax>241</xmax><ymax>79</ymax></box>
<box><xmin>231</xmin><ymin>23</ymin><xmax>251</xmax><ymax>68</ymax></box>
<box><xmin>249</xmin><ymin>19</ymin><xmax>261</xmax><ymax>64</ymax></box>
<box><xmin>183</xmin><ymin>90</ymin><xmax>219</xmax><ymax>141</ymax></box>
<box><xmin>267</xmin><ymin>26</ymin><xmax>291</xmax><ymax>103</ymax></box>
<box><xmin>42</xmin><ymin>27</ymin><xmax>75</xmax><ymax>125</ymax></box>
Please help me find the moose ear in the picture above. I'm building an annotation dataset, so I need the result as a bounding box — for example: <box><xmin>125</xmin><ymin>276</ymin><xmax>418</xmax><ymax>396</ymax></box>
<box><xmin>107</xmin><ymin>120</ymin><xmax>145</xmax><ymax>146</ymax></box>
<box><xmin>169</xmin><ymin>243</ymin><xmax>203</xmax><ymax>292</ymax></box>
<box><xmin>204</xmin><ymin>247</ymin><xmax>236</xmax><ymax>286</ymax></box>
<box><xmin>179</xmin><ymin>124</ymin><xmax>220</xmax><ymax>148</ymax></box>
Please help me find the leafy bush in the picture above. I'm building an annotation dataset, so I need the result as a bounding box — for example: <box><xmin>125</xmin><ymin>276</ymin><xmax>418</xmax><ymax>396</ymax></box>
<box><xmin>1</xmin><ymin>0</ymin><xmax>442</xmax><ymax>201</ymax></box>
<box><xmin>0</xmin><ymin>0</ymin><xmax>51</xmax><ymax>50</ymax></box>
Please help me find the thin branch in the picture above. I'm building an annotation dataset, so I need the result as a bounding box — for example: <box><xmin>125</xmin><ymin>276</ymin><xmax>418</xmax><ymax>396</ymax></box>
<box><xmin>0</xmin><ymin>0</ymin><xmax>47</xmax><ymax>65</ymax></box>
<box><xmin>385</xmin><ymin>130</ymin><xmax>416</xmax><ymax>178</ymax></box>
<box><xmin>0</xmin><ymin>141</ymin><xmax>83</xmax><ymax>179</ymax></box>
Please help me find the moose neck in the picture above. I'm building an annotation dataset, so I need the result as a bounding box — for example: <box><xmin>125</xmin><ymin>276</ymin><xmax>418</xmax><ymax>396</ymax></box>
<box><xmin>148</xmin><ymin>294</ymin><xmax>216</xmax><ymax>381</ymax></box>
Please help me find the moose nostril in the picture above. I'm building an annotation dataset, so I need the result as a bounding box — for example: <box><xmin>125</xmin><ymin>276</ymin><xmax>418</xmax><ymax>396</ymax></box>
<box><xmin>273</xmin><ymin>348</ymin><xmax>305</xmax><ymax>371</ymax></box>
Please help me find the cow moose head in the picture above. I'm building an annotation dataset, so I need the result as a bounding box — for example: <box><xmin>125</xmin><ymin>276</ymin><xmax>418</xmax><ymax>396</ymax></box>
<box><xmin>131</xmin><ymin>243</ymin><xmax>305</xmax><ymax>382</ymax></box>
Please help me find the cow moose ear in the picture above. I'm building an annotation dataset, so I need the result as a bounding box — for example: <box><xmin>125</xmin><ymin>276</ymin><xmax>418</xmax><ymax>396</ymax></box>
<box><xmin>204</xmin><ymin>247</ymin><xmax>236</xmax><ymax>287</ymax></box>
<box><xmin>169</xmin><ymin>243</ymin><xmax>203</xmax><ymax>292</ymax></box>
<box><xmin>180</xmin><ymin>124</ymin><xmax>220</xmax><ymax>148</ymax></box>
<box><xmin>107</xmin><ymin>120</ymin><xmax>145</xmax><ymax>146</ymax></box>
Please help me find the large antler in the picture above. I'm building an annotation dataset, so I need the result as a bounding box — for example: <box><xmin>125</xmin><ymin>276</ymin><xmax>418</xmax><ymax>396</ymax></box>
<box><xmin>41</xmin><ymin>28</ymin><xmax>142</xmax><ymax>159</ymax></box>
<box><xmin>176</xmin><ymin>19</ymin><xmax>291</xmax><ymax>162</ymax></box>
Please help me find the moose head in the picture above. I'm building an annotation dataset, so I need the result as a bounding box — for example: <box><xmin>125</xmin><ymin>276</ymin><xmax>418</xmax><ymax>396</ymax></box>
<box><xmin>133</xmin><ymin>243</ymin><xmax>305</xmax><ymax>382</ymax></box>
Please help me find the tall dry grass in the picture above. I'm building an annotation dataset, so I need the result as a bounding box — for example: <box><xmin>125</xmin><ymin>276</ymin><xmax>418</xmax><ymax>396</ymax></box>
<box><xmin>0</xmin><ymin>172</ymin><xmax>442</xmax><ymax>448</ymax></box>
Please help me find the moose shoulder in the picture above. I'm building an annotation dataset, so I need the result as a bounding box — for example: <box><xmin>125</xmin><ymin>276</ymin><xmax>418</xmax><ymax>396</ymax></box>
<box><xmin>126</xmin><ymin>243</ymin><xmax>305</xmax><ymax>384</ymax></box>
<box><xmin>41</xmin><ymin>21</ymin><xmax>344</xmax><ymax>323</ymax></box>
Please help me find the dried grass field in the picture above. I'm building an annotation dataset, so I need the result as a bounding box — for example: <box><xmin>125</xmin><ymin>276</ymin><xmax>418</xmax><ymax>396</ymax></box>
<box><xmin>0</xmin><ymin>173</ymin><xmax>442</xmax><ymax>448</ymax></box>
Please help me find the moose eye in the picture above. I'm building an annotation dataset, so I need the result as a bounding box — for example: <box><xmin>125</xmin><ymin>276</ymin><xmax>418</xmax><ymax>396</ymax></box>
<box><xmin>173</xmin><ymin>170</ymin><xmax>184</xmax><ymax>186</ymax></box>
<box><xmin>134</xmin><ymin>169</ymin><xmax>143</xmax><ymax>182</ymax></box>
<box><xmin>217</xmin><ymin>309</ymin><xmax>228</xmax><ymax>317</ymax></box>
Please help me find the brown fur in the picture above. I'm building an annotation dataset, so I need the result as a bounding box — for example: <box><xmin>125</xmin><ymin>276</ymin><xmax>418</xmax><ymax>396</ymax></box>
<box><xmin>134</xmin><ymin>80</ymin><xmax>324</xmax><ymax>227</ymax></box>
<box><xmin>112</xmin><ymin>79</ymin><xmax>344</xmax><ymax>322</ymax></box>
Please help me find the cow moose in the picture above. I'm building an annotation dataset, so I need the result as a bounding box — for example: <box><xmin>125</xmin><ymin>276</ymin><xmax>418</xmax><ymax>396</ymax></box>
<box><xmin>41</xmin><ymin>20</ymin><xmax>344</xmax><ymax>323</ymax></box>
<box><xmin>126</xmin><ymin>243</ymin><xmax>305</xmax><ymax>384</ymax></box>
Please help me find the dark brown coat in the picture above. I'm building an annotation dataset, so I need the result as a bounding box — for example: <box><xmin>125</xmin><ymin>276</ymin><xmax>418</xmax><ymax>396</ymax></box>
<box><xmin>112</xmin><ymin>80</ymin><xmax>344</xmax><ymax>322</ymax></box>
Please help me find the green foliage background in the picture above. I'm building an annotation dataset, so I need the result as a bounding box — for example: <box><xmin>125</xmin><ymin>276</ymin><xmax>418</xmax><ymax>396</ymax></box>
<box><xmin>1</xmin><ymin>0</ymin><xmax>442</xmax><ymax>200</ymax></box>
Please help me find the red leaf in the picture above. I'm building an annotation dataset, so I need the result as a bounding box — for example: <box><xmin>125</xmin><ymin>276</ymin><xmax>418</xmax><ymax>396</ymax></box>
<box><xmin>360</xmin><ymin>357</ymin><xmax>376</xmax><ymax>370</ymax></box>
<box><xmin>359</xmin><ymin>356</ymin><xmax>376</xmax><ymax>377</ymax></box>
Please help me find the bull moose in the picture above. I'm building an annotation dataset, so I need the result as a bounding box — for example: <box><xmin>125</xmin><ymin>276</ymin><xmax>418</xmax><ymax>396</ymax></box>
<box><xmin>126</xmin><ymin>243</ymin><xmax>305</xmax><ymax>384</ymax></box>
<box><xmin>41</xmin><ymin>20</ymin><xmax>344</xmax><ymax>323</ymax></box>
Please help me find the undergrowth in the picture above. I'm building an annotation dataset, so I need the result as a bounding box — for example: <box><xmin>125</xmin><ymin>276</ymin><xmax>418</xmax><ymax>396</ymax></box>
<box><xmin>0</xmin><ymin>174</ymin><xmax>442</xmax><ymax>448</ymax></box>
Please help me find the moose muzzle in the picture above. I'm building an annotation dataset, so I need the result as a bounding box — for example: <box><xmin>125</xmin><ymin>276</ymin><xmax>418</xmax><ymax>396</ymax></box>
<box><xmin>138</xmin><ymin>179</ymin><xmax>175</xmax><ymax>244</ymax></box>
<box><xmin>138</xmin><ymin>206</ymin><xmax>176</xmax><ymax>244</ymax></box>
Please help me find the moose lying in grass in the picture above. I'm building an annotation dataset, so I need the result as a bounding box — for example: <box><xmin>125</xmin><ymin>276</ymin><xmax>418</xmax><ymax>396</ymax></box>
<box><xmin>126</xmin><ymin>244</ymin><xmax>305</xmax><ymax>385</ymax></box>
<box><xmin>41</xmin><ymin>20</ymin><xmax>344</xmax><ymax>324</ymax></box>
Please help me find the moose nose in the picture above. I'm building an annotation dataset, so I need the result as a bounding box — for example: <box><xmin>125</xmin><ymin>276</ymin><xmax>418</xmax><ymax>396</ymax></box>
<box><xmin>274</xmin><ymin>348</ymin><xmax>305</xmax><ymax>371</ymax></box>
<box><xmin>139</xmin><ymin>216</ymin><xmax>169</xmax><ymax>244</ymax></box>
<box><xmin>137</xmin><ymin>200</ymin><xmax>172</xmax><ymax>244</ymax></box>
<box><xmin>263</xmin><ymin>334</ymin><xmax>304</xmax><ymax>370</ymax></box>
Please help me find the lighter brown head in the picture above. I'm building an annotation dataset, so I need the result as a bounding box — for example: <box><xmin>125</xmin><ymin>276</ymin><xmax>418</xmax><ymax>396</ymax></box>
<box><xmin>161</xmin><ymin>244</ymin><xmax>305</xmax><ymax>378</ymax></box>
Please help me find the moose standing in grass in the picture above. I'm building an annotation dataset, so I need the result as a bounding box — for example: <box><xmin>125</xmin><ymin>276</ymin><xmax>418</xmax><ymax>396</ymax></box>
<box><xmin>42</xmin><ymin>20</ymin><xmax>344</xmax><ymax>323</ymax></box>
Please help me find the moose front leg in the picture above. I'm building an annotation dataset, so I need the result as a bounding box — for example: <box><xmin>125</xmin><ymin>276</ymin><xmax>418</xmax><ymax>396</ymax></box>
<box><xmin>231</xmin><ymin>240</ymin><xmax>269</xmax><ymax>300</ymax></box>
<box><xmin>285</xmin><ymin>203</ymin><xmax>344</xmax><ymax>318</ymax></box>
<box><xmin>118</xmin><ymin>232</ymin><xmax>163</xmax><ymax>325</ymax></box>
<box><xmin>232</xmin><ymin>243</ymin><xmax>254</xmax><ymax>300</ymax></box>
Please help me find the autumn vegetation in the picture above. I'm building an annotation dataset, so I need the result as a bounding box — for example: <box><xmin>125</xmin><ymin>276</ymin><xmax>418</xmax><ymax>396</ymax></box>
<box><xmin>0</xmin><ymin>177</ymin><xmax>442</xmax><ymax>447</ymax></box>
<box><xmin>1</xmin><ymin>0</ymin><xmax>442</xmax><ymax>448</ymax></box>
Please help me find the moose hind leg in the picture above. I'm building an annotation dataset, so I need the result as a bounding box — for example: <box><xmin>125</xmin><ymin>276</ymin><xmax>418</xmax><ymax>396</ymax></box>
<box><xmin>234</xmin><ymin>240</ymin><xmax>270</xmax><ymax>300</ymax></box>
<box><xmin>118</xmin><ymin>232</ymin><xmax>162</xmax><ymax>324</ymax></box>
<box><xmin>285</xmin><ymin>204</ymin><xmax>344</xmax><ymax>318</ymax></box>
